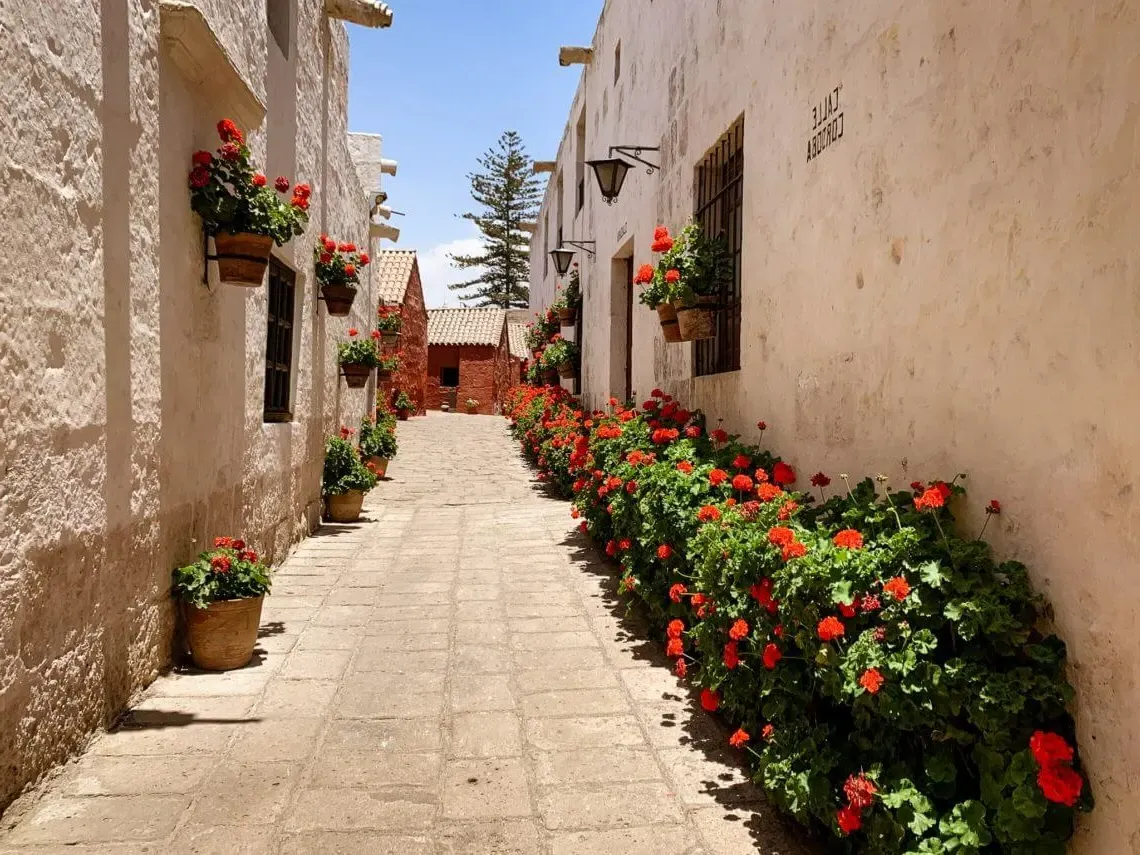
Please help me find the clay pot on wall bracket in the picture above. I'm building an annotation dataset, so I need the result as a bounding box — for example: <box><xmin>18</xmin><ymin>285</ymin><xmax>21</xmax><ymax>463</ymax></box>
<box><xmin>214</xmin><ymin>232</ymin><xmax>274</xmax><ymax>287</ymax></box>
<box><xmin>321</xmin><ymin>283</ymin><xmax>357</xmax><ymax>316</ymax></box>
<box><xmin>656</xmin><ymin>303</ymin><xmax>682</xmax><ymax>344</ymax></box>
<box><xmin>676</xmin><ymin>296</ymin><xmax>718</xmax><ymax>341</ymax></box>
<box><xmin>381</xmin><ymin>330</ymin><xmax>401</xmax><ymax>347</ymax></box>
<box><xmin>557</xmin><ymin>361</ymin><xmax>577</xmax><ymax>380</ymax></box>
<box><xmin>367</xmin><ymin>457</ymin><xmax>389</xmax><ymax>479</ymax></box>
<box><xmin>184</xmin><ymin>596</ymin><xmax>265</xmax><ymax>671</ymax></box>
<box><xmin>341</xmin><ymin>363</ymin><xmax>373</xmax><ymax>388</ymax></box>
<box><xmin>377</xmin><ymin>368</ymin><xmax>393</xmax><ymax>382</ymax></box>
<box><xmin>327</xmin><ymin>490</ymin><xmax>364</xmax><ymax>522</ymax></box>
<box><xmin>556</xmin><ymin>306</ymin><xmax>578</xmax><ymax>326</ymax></box>
<box><xmin>542</xmin><ymin>369</ymin><xmax>560</xmax><ymax>386</ymax></box>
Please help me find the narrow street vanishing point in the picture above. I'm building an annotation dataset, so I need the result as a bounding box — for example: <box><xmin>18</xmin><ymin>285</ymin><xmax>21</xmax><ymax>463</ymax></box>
<box><xmin>0</xmin><ymin>413</ymin><xmax>812</xmax><ymax>855</ymax></box>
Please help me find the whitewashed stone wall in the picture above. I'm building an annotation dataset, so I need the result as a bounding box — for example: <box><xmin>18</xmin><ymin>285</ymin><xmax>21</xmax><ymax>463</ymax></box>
<box><xmin>0</xmin><ymin>0</ymin><xmax>377</xmax><ymax>808</ymax></box>
<box><xmin>530</xmin><ymin>2</ymin><xmax>1140</xmax><ymax>852</ymax></box>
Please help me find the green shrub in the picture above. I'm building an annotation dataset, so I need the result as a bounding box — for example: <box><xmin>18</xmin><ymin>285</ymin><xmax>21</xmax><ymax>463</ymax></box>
<box><xmin>359</xmin><ymin>416</ymin><xmax>397</xmax><ymax>460</ymax></box>
<box><xmin>322</xmin><ymin>435</ymin><xmax>378</xmax><ymax>496</ymax></box>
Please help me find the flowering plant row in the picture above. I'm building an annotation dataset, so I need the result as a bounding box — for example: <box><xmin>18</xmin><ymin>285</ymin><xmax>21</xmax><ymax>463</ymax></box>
<box><xmin>172</xmin><ymin>536</ymin><xmax>271</xmax><ymax>609</ymax></box>
<box><xmin>505</xmin><ymin>384</ymin><xmax>1091</xmax><ymax>855</ymax></box>
<box><xmin>322</xmin><ymin>433</ymin><xmax>378</xmax><ymax>496</ymax></box>
<box><xmin>189</xmin><ymin>119</ymin><xmax>309</xmax><ymax>245</ymax></box>
<box><xmin>635</xmin><ymin>222</ymin><xmax>730</xmax><ymax>308</ymax></box>
<box><xmin>314</xmin><ymin>235</ymin><xmax>369</xmax><ymax>289</ymax></box>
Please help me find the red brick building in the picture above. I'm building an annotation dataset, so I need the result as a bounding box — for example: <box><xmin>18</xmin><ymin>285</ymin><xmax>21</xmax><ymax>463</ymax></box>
<box><xmin>374</xmin><ymin>250</ymin><xmax>428</xmax><ymax>415</ymax></box>
<box><xmin>427</xmin><ymin>308</ymin><xmax>513</xmax><ymax>414</ymax></box>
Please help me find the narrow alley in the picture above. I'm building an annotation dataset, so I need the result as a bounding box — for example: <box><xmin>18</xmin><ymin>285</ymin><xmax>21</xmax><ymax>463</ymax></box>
<box><xmin>0</xmin><ymin>413</ymin><xmax>810</xmax><ymax>855</ymax></box>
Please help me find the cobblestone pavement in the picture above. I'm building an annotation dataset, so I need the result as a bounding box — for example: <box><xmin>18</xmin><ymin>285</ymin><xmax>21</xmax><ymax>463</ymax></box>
<box><xmin>0</xmin><ymin>412</ymin><xmax>812</xmax><ymax>854</ymax></box>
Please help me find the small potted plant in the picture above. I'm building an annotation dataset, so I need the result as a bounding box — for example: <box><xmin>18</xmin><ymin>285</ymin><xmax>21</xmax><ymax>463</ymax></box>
<box><xmin>543</xmin><ymin>334</ymin><xmax>579</xmax><ymax>380</ymax></box>
<box><xmin>358</xmin><ymin>415</ymin><xmax>397</xmax><ymax>479</ymax></box>
<box><xmin>553</xmin><ymin>265</ymin><xmax>582</xmax><ymax>326</ymax></box>
<box><xmin>464</xmin><ymin>398</ymin><xmax>480</xmax><ymax>414</ymax></box>
<box><xmin>377</xmin><ymin>351</ymin><xmax>401</xmax><ymax>382</ymax></box>
<box><xmin>323</xmin><ymin>431</ymin><xmax>378</xmax><ymax>522</ymax></box>
<box><xmin>377</xmin><ymin>304</ymin><xmax>403</xmax><ymax>346</ymax></box>
<box><xmin>189</xmin><ymin>119</ymin><xmax>309</xmax><ymax>287</ymax></box>
<box><xmin>314</xmin><ymin>237</ymin><xmax>369</xmax><ymax>315</ymax></box>
<box><xmin>338</xmin><ymin>329</ymin><xmax>381</xmax><ymax>388</ymax></box>
<box><xmin>393</xmin><ymin>390</ymin><xmax>415</xmax><ymax>421</ymax></box>
<box><xmin>635</xmin><ymin>229</ymin><xmax>682</xmax><ymax>343</ymax></box>
<box><xmin>525</xmin><ymin>309</ymin><xmax>559</xmax><ymax>352</ymax></box>
<box><xmin>173</xmin><ymin>536</ymin><xmax>271</xmax><ymax>671</ymax></box>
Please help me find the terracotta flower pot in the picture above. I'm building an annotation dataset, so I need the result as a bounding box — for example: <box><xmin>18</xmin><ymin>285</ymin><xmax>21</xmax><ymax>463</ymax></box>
<box><xmin>377</xmin><ymin>368</ymin><xmax>393</xmax><ymax>382</ymax></box>
<box><xmin>542</xmin><ymin>369</ymin><xmax>560</xmax><ymax>386</ymax></box>
<box><xmin>327</xmin><ymin>490</ymin><xmax>364</xmax><ymax>522</ymax></box>
<box><xmin>184</xmin><ymin>596</ymin><xmax>265</xmax><ymax>671</ymax></box>
<box><xmin>676</xmin><ymin>296</ymin><xmax>718</xmax><ymax>341</ymax></box>
<box><xmin>396</xmin><ymin>410</ymin><xmax>410</xmax><ymax>421</ymax></box>
<box><xmin>656</xmin><ymin>303</ymin><xmax>682</xmax><ymax>344</ymax></box>
<box><xmin>557</xmin><ymin>361</ymin><xmax>577</xmax><ymax>379</ymax></box>
<box><xmin>321</xmin><ymin>283</ymin><xmax>357</xmax><ymax>316</ymax></box>
<box><xmin>381</xmin><ymin>330</ymin><xmax>401</xmax><ymax>347</ymax></box>
<box><xmin>214</xmin><ymin>232</ymin><xmax>273</xmax><ymax>287</ymax></box>
<box><xmin>341</xmin><ymin>363</ymin><xmax>372</xmax><ymax>388</ymax></box>
<box><xmin>556</xmin><ymin>306</ymin><xmax>578</xmax><ymax>326</ymax></box>
<box><xmin>367</xmin><ymin>456</ymin><xmax>389</xmax><ymax>478</ymax></box>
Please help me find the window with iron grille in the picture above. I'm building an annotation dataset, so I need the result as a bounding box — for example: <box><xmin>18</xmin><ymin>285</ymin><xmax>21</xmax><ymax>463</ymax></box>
<box><xmin>263</xmin><ymin>259</ymin><xmax>296</xmax><ymax>422</ymax></box>
<box><xmin>693</xmin><ymin>117</ymin><xmax>744</xmax><ymax>376</ymax></box>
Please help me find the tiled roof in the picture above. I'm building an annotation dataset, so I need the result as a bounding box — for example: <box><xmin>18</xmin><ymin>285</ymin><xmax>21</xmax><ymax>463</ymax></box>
<box><xmin>374</xmin><ymin>250</ymin><xmax>417</xmax><ymax>304</ymax></box>
<box><xmin>427</xmin><ymin>307</ymin><xmax>507</xmax><ymax>347</ymax></box>
<box><xmin>507</xmin><ymin>322</ymin><xmax>528</xmax><ymax>360</ymax></box>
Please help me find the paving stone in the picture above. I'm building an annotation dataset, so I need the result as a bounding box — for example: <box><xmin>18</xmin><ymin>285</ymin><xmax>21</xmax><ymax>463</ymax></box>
<box><xmin>322</xmin><ymin>718</ymin><xmax>442</xmax><ymax>754</ymax></box>
<box><xmin>515</xmin><ymin>667</ymin><xmax>620</xmax><ymax>695</ymax></box>
<box><xmin>441</xmin><ymin>758</ymin><xmax>532</xmax><ymax>820</ymax></box>
<box><xmin>689</xmin><ymin>805</ymin><xmax>815</xmax><ymax>854</ymax></box>
<box><xmin>550</xmin><ymin>825</ymin><xmax>703</xmax><ymax>855</ymax></box>
<box><xmin>170</xmin><ymin>824</ymin><xmax>280</xmax><ymax>854</ymax></box>
<box><xmin>454</xmin><ymin>620</ymin><xmax>509</xmax><ymax>646</ymax></box>
<box><xmin>534</xmin><ymin>748</ymin><xmax>663</xmax><ymax>788</ymax></box>
<box><xmin>353</xmin><ymin>647</ymin><xmax>448</xmax><ymax>673</ymax></box>
<box><xmin>5</xmin><ymin>796</ymin><xmax>190</xmax><ymax>844</ymax></box>
<box><xmin>254</xmin><ymin>679</ymin><xmax>339</xmax><ymax>718</ymax></box>
<box><xmin>434</xmin><ymin>820</ymin><xmax>544</xmax><ymax>854</ymax></box>
<box><xmin>453</xmin><ymin>644</ymin><xmax>512</xmax><ymax>674</ymax></box>
<box><xmin>280</xmin><ymin>833</ymin><xmax>436</xmax><ymax>855</ymax></box>
<box><xmin>295</xmin><ymin>626</ymin><xmax>365</xmax><ymax>650</ymax></box>
<box><xmin>124</xmin><ymin>693</ymin><xmax>258</xmax><ymax>723</ymax></box>
<box><xmin>539</xmin><ymin>782</ymin><xmax>684</xmax><ymax>830</ymax></box>
<box><xmin>520</xmin><ymin>688</ymin><xmax>631</xmax><ymax>718</ymax></box>
<box><xmin>308</xmin><ymin>750</ymin><xmax>441</xmax><ymax>790</ymax></box>
<box><xmin>508</xmin><ymin>616</ymin><xmax>593</xmax><ymax>634</ymax></box>
<box><xmin>657</xmin><ymin>748</ymin><xmax>760</xmax><ymax>808</ymax></box>
<box><xmin>278</xmin><ymin>648</ymin><xmax>354</xmax><ymax>680</ymax></box>
<box><xmin>90</xmin><ymin>723</ymin><xmax>236</xmax><ymax>756</ymax></box>
<box><xmin>188</xmin><ymin>761</ymin><xmax>299</xmax><ymax>825</ymax></box>
<box><xmin>509</xmin><ymin>631</ymin><xmax>600</xmax><ymax>652</ymax></box>
<box><xmin>449</xmin><ymin>674</ymin><xmax>516</xmax><ymax>712</ymax></box>
<box><xmin>525</xmin><ymin>715</ymin><xmax>647</xmax><ymax>751</ymax></box>
<box><xmin>336</xmin><ymin>674</ymin><xmax>445</xmax><ymax>719</ymax></box>
<box><xmin>450</xmin><ymin>712</ymin><xmax>523</xmax><ymax>757</ymax></box>
<box><xmin>287</xmin><ymin>790</ymin><xmax>438</xmax><ymax>832</ymax></box>
<box><xmin>60</xmin><ymin>754</ymin><xmax>213</xmax><ymax>796</ymax></box>
<box><xmin>513</xmin><ymin>647</ymin><xmax>608</xmax><ymax>671</ymax></box>
<box><xmin>227</xmin><ymin>717</ymin><xmax>324</xmax><ymax>762</ymax></box>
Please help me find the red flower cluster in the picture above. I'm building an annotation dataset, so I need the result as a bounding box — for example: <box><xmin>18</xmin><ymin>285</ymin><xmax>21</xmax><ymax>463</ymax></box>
<box><xmin>697</xmin><ymin>505</ymin><xmax>721</xmax><ymax>523</ymax></box>
<box><xmin>634</xmin><ymin>264</ymin><xmax>655</xmax><ymax>284</ymax></box>
<box><xmin>1030</xmin><ymin>731</ymin><xmax>1083</xmax><ymax>807</ymax></box>
<box><xmin>651</xmin><ymin>225</ymin><xmax>674</xmax><ymax>253</ymax></box>
<box><xmin>811</xmin><ymin>471</ymin><xmax>831</xmax><ymax>487</ymax></box>
<box><xmin>833</xmin><ymin>529</ymin><xmax>864</xmax><ymax>550</ymax></box>
<box><xmin>729</xmin><ymin>728</ymin><xmax>750</xmax><ymax>748</ymax></box>
<box><xmin>723</xmin><ymin>641</ymin><xmax>739</xmax><ymax>669</ymax></box>
<box><xmin>731</xmin><ymin>474</ymin><xmax>753</xmax><ymax>492</ymax></box>
<box><xmin>817</xmin><ymin>616</ymin><xmax>846</xmax><ymax>642</ymax></box>
<box><xmin>859</xmin><ymin>668</ymin><xmax>885</xmax><ymax>694</ymax></box>
<box><xmin>657</xmin><ymin>544</ymin><xmax>673</xmax><ymax>560</ymax></box>
<box><xmin>708</xmin><ymin>469</ymin><xmax>728</xmax><ymax>486</ymax></box>
<box><xmin>836</xmin><ymin>773</ymin><xmax>878</xmax><ymax>836</ymax></box>
<box><xmin>882</xmin><ymin>576</ymin><xmax>911</xmax><ymax>601</ymax></box>
<box><xmin>762</xmin><ymin>643</ymin><xmax>782</xmax><ymax>670</ymax></box>
<box><xmin>668</xmin><ymin>582</ymin><xmax>687</xmax><ymax>603</ymax></box>
<box><xmin>772</xmin><ymin>461</ymin><xmax>796</xmax><ymax>485</ymax></box>
<box><xmin>728</xmin><ymin>619</ymin><xmax>750</xmax><ymax>641</ymax></box>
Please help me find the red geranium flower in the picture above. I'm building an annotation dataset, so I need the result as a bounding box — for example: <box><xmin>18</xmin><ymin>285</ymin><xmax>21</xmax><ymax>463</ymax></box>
<box><xmin>217</xmin><ymin>118</ymin><xmax>243</xmax><ymax>143</ymax></box>
<box><xmin>762</xmin><ymin>643</ymin><xmax>782</xmax><ymax>669</ymax></box>
<box><xmin>860</xmin><ymin>594</ymin><xmax>881</xmax><ymax>612</ymax></box>
<box><xmin>761</xmin><ymin>724</ymin><xmax>774</xmax><ymax>740</ymax></box>
<box><xmin>859</xmin><ymin>668</ymin><xmax>885</xmax><ymax>694</ymax></box>
<box><xmin>665</xmin><ymin>269</ymin><xmax>680</xmax><ymax>283</ymax></box>
<box><xmin>668</xmin><ymin>582</ymin><xmax>687</xmax><ymax>603</ymax></box>
<box><xmin>618</xmin><ymin>538</ymin><xmax>632</xmax><ymax>551</ymax></box>
<box><xmin>676</xmin><ymin>461</ymin><xmax>693</xmax><ymax>475</ymax></box>
<box><xmin>732</xmin><ymin>454</ymin><xmax>751</xmax><ymax>469</ymax></box>
<box><xmin>1030</xmin><ymin>731</ymin><xmax>1074</xmax><ymax>767</ymax></box>
<box><xmin>837</xmin><ymin>805</ymin><xmax>862</xmax><ymax>836</ymax></box>
<box><xmin>605</xmin><ymin>540</ymin><xmax>618</xmax><ymax>557</ymax></box>
<box><xmin>781</xmin><ymin>541</ymin><xmax>807</xmax><ymax>561</ymax></box>
<box><xmin>189</xmin><ymin>166</ymin><xmax>210</xmax><ymax>189</ymax></box>
<box><xmin>578</xmin><ymin>521</ymin><xmax>588</xmax><ymax>534</ymax></box>
<box><xmin>213</xmin><ymin>536</ymin><xmax>233</xmax><ymax>548</ymax></box>
<box><xmin>674</xmin><ymin>658</ymin><xmax>688</xmax><ymax>678</ymax></box>
<box><xmin>844</xmin><ymin>774</ymin><xmax>878</xmax><ymax>809</ymax></box>
<box><xmin>710</xmin><ymin>429</ymin><xmax>728</xmax><ymax>443</ymax></box>
<box><xmin>914</xmin><ymin>487</ymin><xmax>945</xmax><ymax>511</ymax></box>
<box><xmin>731</xmin><ymin>474</ymin><xmax>753</xmax><ymax>492</ymax></box>
<box><xmin>833</xmin><ymin>529</ymin><xmax>864</xmax><ymax>550</ymax></box>
<box><xmin>347</xmin><ymin>328</ymin><xmax>359</xmax><ymax>337</ymax></box>
<box><xmin>1037</xmin><ymin>764</ymin><xmax>1083</xmax><ymax>807</ymax></box>
<box><xmin>345</xmin><ymin>263</ymin><xmax>357</xmax><ymax>277</ymax></box>
<box><xmin>777</xmin><ymin>500</ymin><xmax>799</xmax><ymax>521</ymax></box>
<box><xmin>252</xmin><ymin>172</ymin><xmax>267</xmax><ymax>187</ymax></box>
<box><xmin>657</xmin><ymin>544</ymin><xmax>673</xmax><ymax>560</ymax></box>
<box><xmin>883</xmin><ymin>576</ymin><xmax>911</xmax><ymax>601</ymax></box>
<box><xmin>728</xmin><ymin>619</ymin><xmax>750</xmax><ymax>641</ymax></box>
<box><xmin>667</xmin><ymin>619</ymin><xmax>685</xmax><ymax>638</ymax></box>
<box><xmin>839</xmin><ymin>601</ymin><xmax>857</xmax><ymax>618</ymax></box>
<box><xmin>729</xmin><ymin>728</ymin><xmax>750</xmax><ymax>748</ymax></box>
<box><xmin>633</xmin><ymin>264</ymin><xmax>655</xmax><ymax>284</ymax></box>
<box><xmin>723</xmin><ymin>641</ymin><xmax>739</xmax><ymax>669</ymax></box>
<box><xmin>210</xmin><ymin>555</ymin><xmax>232</xmax><ymax>573</ymax></box>
<box><xmin>220</xmin><ymin>142</ymin><xmax>241</xmax><ymax>161</ymax></box>
<box><xmin>320</xmin><ymin>252</ymin><xmax>333</xmax><ymax>264</ymax></box>
<box><xmin>666</xmin><ymin>638</ymin><xmax>683</xmax><ymax>658</ymax></box>
<box><xmin>817</xmin><ymin>616</ymin><xmax>846</xmax><ymax>642</ymax></box>
<box><xmin>708</xmin><ymin>469</ymin><xmax>728</xmax><ymax>486</ymax></box>
<box><xmin>684</xmin><ymin>425</ymin><xmax>701</xmax><ymax>438</ymax></box>
<box><xmin>986</xmin><ymin>499</ymin><xmax>1001</xmax><ymax>515</ymax></box>
<box><xmin>757</xmin><ymin>483</ymin><xmax>783</xmax><ymax>502</ymax></box>
<box><xmin>772</xmin><ymin>461</ymin><xmax>796</xmax><ymax>485</ymax></box>
<box><xmin>767</xmin><ymin>527</ymin><xmax>795</xmax><ymax>547</ymax></box>
<box><xmin>240</xmin><ymin>550</ymin><xmax>258</xmax><ymax>562</ymax></box>
<box><xmin>700</xmin><ymin>689</ymin><xmax>719</xmax><ymax>711</ymax></box>
<box><xmin>811</xmin><ymin>471</ymin><xmax>831</xmax><ymax>487</ymax></box>
<box><xmin>697</xmin><ymin>505</ymin><xmax>721</xmax><ymax>523</ymax></box>
<box><xmin>358</xmin><ymin>252</ymin><xmax>370</xmax><ymax>265</ymax></box>
<box><xmin>192</xmin><ymin>150</ymin><xmax>213</xmax><ymax>166</ymax></box>
<box><xmin>232</xmin><ymin>539</ymin><xmax>245</xmax><ymax>550</ymax></box>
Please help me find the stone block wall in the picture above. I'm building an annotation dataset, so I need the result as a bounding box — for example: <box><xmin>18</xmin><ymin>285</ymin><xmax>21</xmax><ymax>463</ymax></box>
<box><xmin>427</xmin><ymin>345</ymin><xmax>499</xmax><ymax>415</ymax></box>
<box><xmin>0</xmin><ymin>0</ymin><xmax>376</xmax><ymax>811</ymax></box>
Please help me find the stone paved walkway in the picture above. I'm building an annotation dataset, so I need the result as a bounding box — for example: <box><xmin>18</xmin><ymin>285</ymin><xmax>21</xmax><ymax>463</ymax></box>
<box><xmin>0</xmin><ymin>412</ymin><xmax>811</xmax><ymax>855</ymax></box>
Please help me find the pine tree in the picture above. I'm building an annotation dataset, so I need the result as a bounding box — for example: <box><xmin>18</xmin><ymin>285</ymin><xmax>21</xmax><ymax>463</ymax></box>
<box><xmin>449</xmin><ymin>130</ymin><xmax>543</xmax><ymax>308</ymax></box>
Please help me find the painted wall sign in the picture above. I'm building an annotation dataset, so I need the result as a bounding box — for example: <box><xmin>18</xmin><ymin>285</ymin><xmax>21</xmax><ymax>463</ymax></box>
<box><xmin>807</xmin><ymin>84</ymin><xmax>844</xmax><ymax>163</ymax></box>
<box><xmin>616</xmin><ymin>223</ymin><xmax>628</xmax><ymax>243</ymax></box>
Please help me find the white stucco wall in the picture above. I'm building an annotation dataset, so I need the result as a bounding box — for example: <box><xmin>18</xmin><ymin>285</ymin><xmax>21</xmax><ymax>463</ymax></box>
<box><xmin>0</xmin><ymin>0</ymin><xmax>377</xmax><ymax>809</ymax></box>
<box><xmin>530</xmin><ymin>2</ymin><xmax>1140</xmax><ymax>852</ymax></box>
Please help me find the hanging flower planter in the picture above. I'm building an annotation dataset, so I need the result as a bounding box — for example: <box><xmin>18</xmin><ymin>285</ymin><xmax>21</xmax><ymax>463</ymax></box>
<box><xmin>190</xmin><ymin>118</ymin><xmax>309</xmax><ymax>289</ymax></box>
<box><xmin>213</xmin><ymin>232</ymin><xmax>275</xmax><ymax>287</ymax></box>
<box><xmin>542</xmin><ymin>369</ymin><xmax>560</xmax><ymax>386</ymax></box>
<box><xmin>377</xmin><ymin>305</ymin><xmax>403</xmax><ymax>346</ymax></box>
<box><xmin>376</xmin><ymin>351</ymin><xmax>401</xmax><ymax>382</ymax></box>
<box><xmin>656</xmin><ymin>303</ymin><xmax>682</xmax><ymax>343</ymax></box>
<box><xmin>543</xmin><ymin>335</ymin><xmax>579</xmax><ymax>381</ymax></box>
<box><xmin>676</xmin><ymin>296</ymin><xmax>719</xmax><ymax>341</ymax></box>
<box><xmin>553</xmin><ymin>264</ymin><xmax>582</xmax><ymax>326</ymax></box>
<box><xmin>338</xmin><ymin>328</ymin><xmax>381</xmax><ymax>389</ymax></box>
<box><xmin>315</xmin><ymin>237</ymin><xmax>369</xmax><ymax>316</ymax></box>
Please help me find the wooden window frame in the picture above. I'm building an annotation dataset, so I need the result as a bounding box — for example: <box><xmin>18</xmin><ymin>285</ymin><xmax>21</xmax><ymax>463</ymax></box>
<box><xmin>263</xmin><ymin>258</ymin><xmax>296</xmax><ymax>422</ymax></box>
<box><xmin>693</xmin><ymin>117</ymin><xmax>744</xmax><ymax>377</ymax></box>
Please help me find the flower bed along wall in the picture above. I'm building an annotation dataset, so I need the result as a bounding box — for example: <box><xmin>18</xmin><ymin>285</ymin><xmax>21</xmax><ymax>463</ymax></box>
<box><xmin>505</xmin><ymin>384</ymin><xmax>1091</xmax><ymax>855</ymax></box>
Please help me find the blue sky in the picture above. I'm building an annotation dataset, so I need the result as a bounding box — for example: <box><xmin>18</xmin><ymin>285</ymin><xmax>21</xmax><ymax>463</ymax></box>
<box><xmin>346</xmin><ymin>1</ymin><xmax>605</xmax><ymax>307</ymax></box>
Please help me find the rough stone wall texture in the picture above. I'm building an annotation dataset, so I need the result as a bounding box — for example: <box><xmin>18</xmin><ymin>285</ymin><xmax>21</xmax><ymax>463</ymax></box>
<box><xmin>529</xmin><ymin>2</ymin><xmax>1140</xmax><ymax>852</ymax></box>
<box><xmin>427</xmin><ymin>345</ymin><xmax>500</xmax><ymax>415</ymax></box>
<box><xmin>385</xmin><ymin>264</ymin><xmax>429</xmax><ymax>416</ymax></box>
<box><xmin>0</xmin><ymin>0</ymin><xmax>374</xmax><ymax>811</ymax></box>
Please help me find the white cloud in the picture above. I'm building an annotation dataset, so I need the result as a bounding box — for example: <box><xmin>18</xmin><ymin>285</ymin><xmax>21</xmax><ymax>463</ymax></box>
<box><xmin>416</xmin><ymin>234</ymin><xmax>486</xmax><ymax>308</ymax></box>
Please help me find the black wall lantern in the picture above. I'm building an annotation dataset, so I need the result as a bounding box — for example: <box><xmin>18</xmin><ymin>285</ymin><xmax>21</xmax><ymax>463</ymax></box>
<box><xmin>549</xmin><ymin>240</ymin><xmax>596</xmax><ymax>276</ymax></box>
<box><xmin>587</xmin><ymin>146</ymin><xmax>660</xmax><ymax>204</ymax></box>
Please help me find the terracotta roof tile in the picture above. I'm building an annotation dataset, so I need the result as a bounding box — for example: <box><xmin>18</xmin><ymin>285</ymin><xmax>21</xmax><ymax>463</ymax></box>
<box><xmin>374</xmin><ymin>250</ymin><xmax>417</xmax><ymax>304</ymax></box>
<box><xmin>507</xmin><ymin>322</ymin><xmax>528</xmax><ymax>360</ymax></box>
<box><xmin>427</xmin><ymin>307</ymin><xmax>507</xmax><ymax>347</ymax></box>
